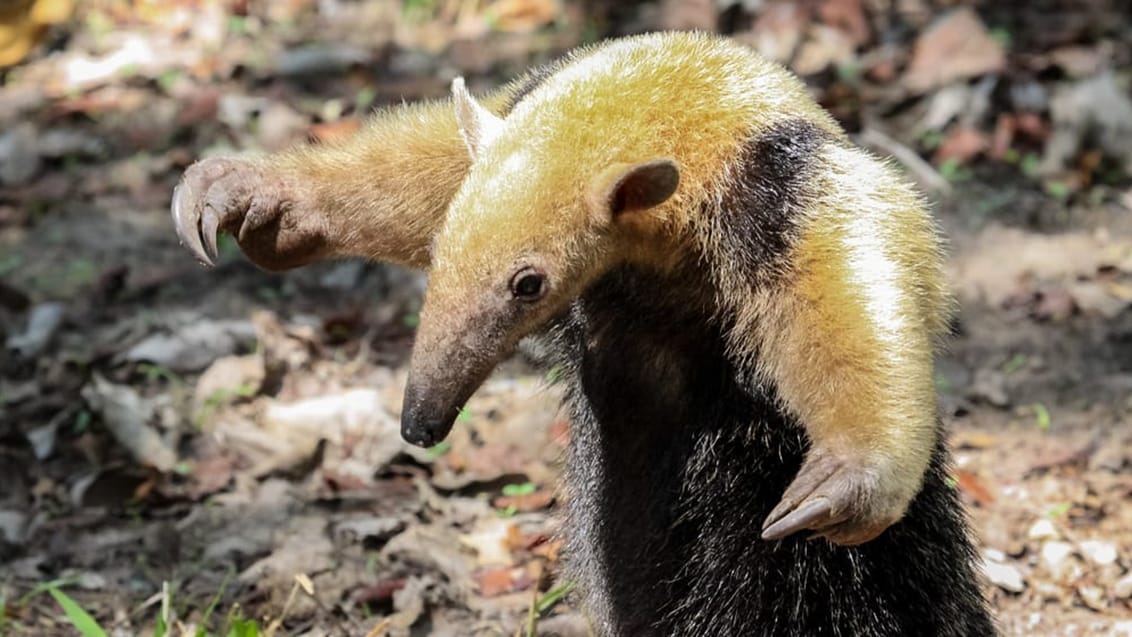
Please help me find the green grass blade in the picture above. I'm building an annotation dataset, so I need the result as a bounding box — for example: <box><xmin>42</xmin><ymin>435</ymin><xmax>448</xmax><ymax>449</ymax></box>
<box><xmin>227</xmin><ymin>618</ymin><xmax>260</xmax><ymax>637</ymax></box>
<box><xmin>195</xmin><ymin>570</ymin><xmax>234</xmax><ymax>637</ymax></box>
<box><xmin>535</xmin><ymin>580</ymin><xmax>576</xmax><ymax>616</ymax></box>
<box><xmin>46</xmin><ymin>586</ymin><xmax>108</xmax><ymax>637</ymax></box>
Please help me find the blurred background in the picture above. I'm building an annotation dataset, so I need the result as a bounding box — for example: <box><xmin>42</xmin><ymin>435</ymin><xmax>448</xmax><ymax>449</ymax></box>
<box><xmin>1</xmin><ymin>1</ymin><xmax>1131</xmax><ymax>635</ymax></box>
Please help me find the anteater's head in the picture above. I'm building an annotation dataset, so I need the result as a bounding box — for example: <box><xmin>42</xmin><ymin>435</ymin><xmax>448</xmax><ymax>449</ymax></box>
<box><xmin>399</xmin><ymin>77</ymin><xmax>681</xmax><ymax>446</ymax></box>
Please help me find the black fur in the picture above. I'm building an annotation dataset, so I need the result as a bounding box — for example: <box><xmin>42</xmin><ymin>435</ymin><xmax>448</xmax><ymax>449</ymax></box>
<box><xmin>710</xmin><ymin>120</ymin><xmax>833</xmax><ymax>280</ymax></box>
<box><xmin>503</xmin><ymin>64</ymin><xmax>559</xmax><ymax>114</ymax></box>
<box><xmin>543</xmin><ymin>264</ymin><xmax>994</xmax><ymax>636</ymax></box>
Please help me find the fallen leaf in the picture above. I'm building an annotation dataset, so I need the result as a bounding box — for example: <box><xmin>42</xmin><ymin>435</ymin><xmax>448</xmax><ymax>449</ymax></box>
<box><xmin>933</xmin><ymin>126</ymin><xmax>989</xmax><ymax>164</ymax></box>
<box><xmin>903</xmin><ymin>8</ymin><xmax>1006</xmax><ymax>94</ymax></box>
<box><xmin>792</xmin><ymin>24</ymin><xmax>856</xmax><ymax>76</ymax></box>
<box><xmin>80</xmin><ymin>374</ymin><xmax>177</xmax><ymax>472</ymax></box>
<box><xmin>487</xmin><ymin>0</ymin><xmax>561</xmax><ymax>33</ymax></box>
<box><xmin>818</xmin><ymin>0</ymin><xmax>869</xmax><ymax>47</ymax></box>
<box><xmin>473</xmin><ymin>564</ymin><xmax>534</xmax><ymax>597</ymax></box>
<box><xmin>955</xmin><ymin>469</ymin><xmax>995</xmax><ymax>506</ymax></box>
<box><xmin>951</xmin><ymin>430</ymin><xmax>999</xmax><ymax>450</ymax></box>
<box><xmin>460</xmin><ymin>518</ymin><xmax>519</xmax><ymax>566</ymax></box>
<box><xmin>989</xmin><ymin>114</ymin><xmax>1016</xmax><ymax>160</ymax></box>
<box><xmin>121</xmin><ymin>318</ymin><xmax>256</xmax><ymax>373</ymax></box>
<box><xmin>744</xmin><ymin>2</ymin><xmax>811</xmax><ymax>64</ymax></box>
<box><xmin>309</xmin><ymin>117</ymin><xmax>362</xmax><ymax>144</ymax></box>
<box><xmin>492</xmin><ymin>490</ymin><xmax>554</xmax><ymax>512</ymax></box>
<box><xmin>5</xmin><ymin>301</ymin><xmax>65</xmax><ymax>358</ymax></box>
<box><xmin>1042</xmin><ymin>72</ymin><xmax>1132</xmax><ymax>176</ymax></box>
<box><xmin>1069</xmin><ymin>281</ymin><xmax>1132</xmax><ymax>319</ymax></box>
<box><xmin>0</xmin><ymin>510</ymin><xmax>28</xmax><ymax>544</ymax></box>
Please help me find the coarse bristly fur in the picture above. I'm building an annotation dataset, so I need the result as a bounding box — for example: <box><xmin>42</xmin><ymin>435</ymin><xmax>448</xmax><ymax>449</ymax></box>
<box><xmin>398</xmin><ymin>31</ymin><xmax>993</xmax><ymax>636</ymax></box>
<box><xmin>173</xmin><ymin>30</ymin><xmax>995</xmax><ymax>637</ymax></box>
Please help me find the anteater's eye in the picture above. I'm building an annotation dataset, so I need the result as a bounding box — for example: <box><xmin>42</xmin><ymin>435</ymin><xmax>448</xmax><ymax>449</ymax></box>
<box><xmin>509</xmin><ymin>267</ymin><xmax>547</xmax><ymax>301</ymax></box>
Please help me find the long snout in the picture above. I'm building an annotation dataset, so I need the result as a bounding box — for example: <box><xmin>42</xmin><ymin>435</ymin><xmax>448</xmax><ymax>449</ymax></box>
<box><xmin>399</xmin><ymin>318</ymin><xmax>512</xmax><ymax>448</ymax></box>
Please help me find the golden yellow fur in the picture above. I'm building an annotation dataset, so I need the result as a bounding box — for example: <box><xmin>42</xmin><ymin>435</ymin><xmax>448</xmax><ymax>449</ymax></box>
<box><xmin>733</xmin><ymin>145</ymin><xmax>952</xmax><ymax>529</ymax></box>
<box><xmin>257</xmin><ymin>85</ymin><xmax>530</xmax><ymax>268</ymax></box>
<box><xmin>438</xmin><ymin>34</ymin><xmax>843</xmax><ymax>277</ymax></box>
<box><xmin>422</xmin><ymin>31</ymin><xmax>951</xmax><ymax>543</ymax></box>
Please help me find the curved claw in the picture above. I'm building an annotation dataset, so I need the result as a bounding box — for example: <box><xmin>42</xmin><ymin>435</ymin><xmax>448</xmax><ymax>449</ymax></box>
<box><xmin>171</xmin><ymin>180</ymin><xmax>215</xmax><ymax>266</ymax></box>
<box><xmin>761</xmin><ymin>498</ymin><xmax>833</xmax><ymax>541</ymax></box>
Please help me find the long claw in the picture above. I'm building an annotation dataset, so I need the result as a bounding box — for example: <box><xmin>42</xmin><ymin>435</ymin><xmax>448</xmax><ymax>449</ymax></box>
<box><xmin>201</xmin><ymin>205</ymin><xmax>220</xmax><ymax>262</ymax></box>
<box><xmin>761</xmin><ymin>455</ymin><xmax>839</xmax><ymax>531</ymax></box>
<box><xmin>171</xmin><ymin>181</ymin><xmax>214</xmax><ymax>266</ymax></box>
<box><xmin>761</xmin><ymin>497</ymin><xmax>833</xmax><ymax>541</ymax></box>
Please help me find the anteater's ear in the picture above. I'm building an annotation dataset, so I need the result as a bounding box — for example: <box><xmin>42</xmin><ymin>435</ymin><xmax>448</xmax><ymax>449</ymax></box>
<box><xmin>588</xmin><ymin>159</ymin><xmax>680</xmax><ymax>224</ymax></box>
<box><xmin>452</xmin><ymin>77</ymin><xmax>504</xmax><ymax>158</ymax></box>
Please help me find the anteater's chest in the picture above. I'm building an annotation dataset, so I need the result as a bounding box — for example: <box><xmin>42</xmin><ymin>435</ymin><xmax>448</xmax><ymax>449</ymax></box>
<box><xmin>541</xmin><ymin>267</ymin><xmax>813</xmax><ymax>634</ymax></box>
<box><xmin>534</xmin><ymin>269</ymin><xmax>990</xmax><ymax>637</ymax></box>
<box><xmin>546</xmin><ymin>265</ymin><xmax>793</xmax><ymax>442</ymax></box>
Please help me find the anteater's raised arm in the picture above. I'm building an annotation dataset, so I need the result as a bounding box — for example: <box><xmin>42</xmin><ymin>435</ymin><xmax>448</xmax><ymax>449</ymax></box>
<box><xmin>171</xmin><ymin>88</ymin><xmax>518</xmax><ymax>272</ymax></box>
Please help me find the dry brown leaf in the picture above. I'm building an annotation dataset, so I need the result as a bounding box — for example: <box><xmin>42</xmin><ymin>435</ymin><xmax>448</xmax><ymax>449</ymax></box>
<box><xmin>492</xmin><ymin>489</ymin><xmax>554</xmax><ymax>512</ymax></box>
<box><xmin>474</xmin><ymin>564</ymin><xmax>534</xmax><ymax>597</ymax></box>
<box><xmin>818</xmin><ymin>0</ymin><xmax>869</xmax><ymax>48</ymax></box>
<box><xmin>903</xmin><ymin>8</ymin><xmax>1005</xmax><ymax>94</ymax></box>
<box><xmin>310</xmin><ymin>117</ymin><xmax>363</xmax><ymax>145</ymax></box>
<box><xmin>743</xmin><ymin>2</ymin><xmax>811</xmax><ymax>64</ymax></box>
<box><xmin>989</xmin><ymin>114</ymin><xmax>1015</xmax><ymax>160</ymax></box>
<box><xmin>955</xmin><ymin>469</ymin><xmax>996</xmax><ymax>507</ymax></box>
<box><xmin>793</xmin><ymin>24</ymin><xmax>855</xmax><ymax>76</ymax></box>
<box><xmin>486</xmin><ymin>0</ymin><xmax>559</xmax><ymax>33</ymax></box>
<box><xmin>952</xmin><ymin>430</ymin><xmax>1000</xmax><ymax>450</ymax></box>
<box><xmin>933</xmin><ymin>126</ymin><xmax>989</xmax><ymax>165</ymax></box>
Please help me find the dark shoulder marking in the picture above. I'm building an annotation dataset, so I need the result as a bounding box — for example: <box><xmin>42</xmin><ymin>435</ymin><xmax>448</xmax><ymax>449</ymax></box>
<box><xmin>501</xmin><ymin>63</ymin><xmax>557</xmax><ymax>114</ymax></box>
<box><xmin>709</xmin><ymin>119</ymin><xmax>832</xmax><ymax>281</ymax></box>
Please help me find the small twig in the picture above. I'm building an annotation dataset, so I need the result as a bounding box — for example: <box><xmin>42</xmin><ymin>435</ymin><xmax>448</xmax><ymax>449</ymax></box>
<box><xmin>365</xmin><ymin>617</ymin><xmax>391</xmax><ymax>637</ymax></box>
<box><xmin>265</xmin><ymin>575</ymin><xmax>305</xmax><ymax>637</ymax></box>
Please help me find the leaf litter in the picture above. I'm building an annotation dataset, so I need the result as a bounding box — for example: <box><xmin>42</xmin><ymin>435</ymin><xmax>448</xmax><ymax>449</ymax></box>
<box><xmin>1</xmin><ymin>1</ymin><xmax>1131</xmax><ymax>635</ymax></box>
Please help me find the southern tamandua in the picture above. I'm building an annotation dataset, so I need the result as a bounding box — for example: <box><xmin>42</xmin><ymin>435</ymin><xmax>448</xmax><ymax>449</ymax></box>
<box><xmin>173</xmin><ymin>31</ymin><xmax>994</xmax><ymax>636</ymax></box>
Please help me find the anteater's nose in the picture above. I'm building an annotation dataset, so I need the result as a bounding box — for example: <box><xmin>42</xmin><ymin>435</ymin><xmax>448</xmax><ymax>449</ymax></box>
<box><xmin>400</xmin><ymin>399</ymin><xmax>457</xmax><ymax>448</ymax></box>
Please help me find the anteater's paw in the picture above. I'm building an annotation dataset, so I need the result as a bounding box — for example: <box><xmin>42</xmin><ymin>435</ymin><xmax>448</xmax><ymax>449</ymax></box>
<box><xmin>171</xmin><ymin>158</ymin><xmax>326</xmax><ymax>271</ymax></box>
<box><xmin>760</xmin><ymin>447</ymin><xmax>911</xmax><ymax>546</ymax></box>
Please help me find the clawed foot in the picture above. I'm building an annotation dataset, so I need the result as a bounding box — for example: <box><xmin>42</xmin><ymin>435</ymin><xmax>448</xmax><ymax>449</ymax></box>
<box><xmin>171</xmin><ymin>158</ymin><xmax>327</xmax><ymax>271</ymax></box>
<box><xmin>761</xmin><ymin>447</ymin><xmax>913</xmax><ymax>546</ymax></box>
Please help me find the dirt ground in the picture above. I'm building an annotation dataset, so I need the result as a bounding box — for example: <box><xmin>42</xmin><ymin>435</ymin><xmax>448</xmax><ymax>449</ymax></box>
<box><xmin>1</xmin><ymin>1</ymin><xmax>1131</xmax><ymax>636</ymax></box>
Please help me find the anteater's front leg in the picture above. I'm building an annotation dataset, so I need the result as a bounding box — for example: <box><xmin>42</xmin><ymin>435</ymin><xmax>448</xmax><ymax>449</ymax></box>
<box><xmin>747</xmin><ymin>148</ymin><xmax>952</xmax><ymax>546</ymax></box>
<box><xmin>171</xmin><ymin>94</ymin><xmax>510</xmax><ymax>271</ymax></box>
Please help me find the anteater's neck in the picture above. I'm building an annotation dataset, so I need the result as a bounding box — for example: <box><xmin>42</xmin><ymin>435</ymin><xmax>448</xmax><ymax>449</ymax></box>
<box><xmin>546</xmin><ymin>265</ymin><xmax>993</xmax><ymax>637</ymax></box>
